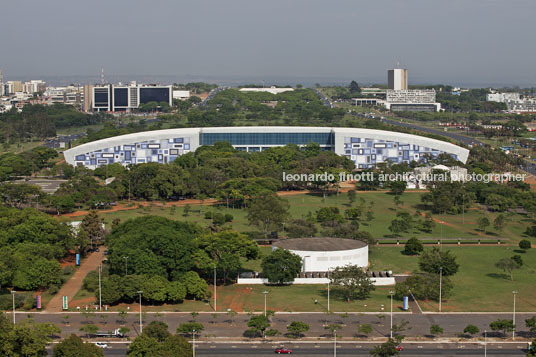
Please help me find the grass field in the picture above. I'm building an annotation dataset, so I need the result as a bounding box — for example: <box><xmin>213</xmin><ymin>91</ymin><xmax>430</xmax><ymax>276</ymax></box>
<box><xmin>72</xmin><ymin>191</ymin><xmax>534</xmax><ymax>244</ymax></box>
<box><xmin>64</xmin><ymin>191</ymin><xmax>536</xmax><ymax>313</ymax></box>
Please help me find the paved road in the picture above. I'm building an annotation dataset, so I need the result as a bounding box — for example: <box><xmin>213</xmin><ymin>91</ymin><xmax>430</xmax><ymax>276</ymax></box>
<box><xmin>23</xmin><ymin>312</ymin><xmax>536</xmax><ymax>340</ymax></box>
<box><xmin>381</xmin><ymin>118</ymin><xmax>484</xmax><ymax>147</ymax></box>
<box><xmin>46</xmin><ymin>342</ymin><xmax>529</xmax><ymax>356</ymax></box>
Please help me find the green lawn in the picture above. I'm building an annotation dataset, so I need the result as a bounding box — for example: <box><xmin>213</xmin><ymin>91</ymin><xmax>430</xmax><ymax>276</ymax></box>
<box><xmin>77</xmin><ymin>191</ymin><xmax>533</xmax><ymax>244</ymax></box>
<box><xmin>370</xmin><ymin>246</ymin><xmax>536</xmax><ymax>312</ymax></box>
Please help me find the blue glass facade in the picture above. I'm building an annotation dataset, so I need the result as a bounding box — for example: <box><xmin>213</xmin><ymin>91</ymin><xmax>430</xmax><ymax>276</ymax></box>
<box><xmin>200</xmin><ymin>132</ymin><xmax>334</xmax><ymax>146</ymax></box>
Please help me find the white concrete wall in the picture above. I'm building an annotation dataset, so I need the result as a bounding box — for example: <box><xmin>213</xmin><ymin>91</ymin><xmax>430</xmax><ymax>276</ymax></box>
<box><xmin>273</xmin><ymin>246</ymin><xmax>368</xmax><ymax>272</ymax></box>
<box><xmin>237</xmin><ymin>277</ymin><xmax>395</xmax><ymax>286</ymax></box>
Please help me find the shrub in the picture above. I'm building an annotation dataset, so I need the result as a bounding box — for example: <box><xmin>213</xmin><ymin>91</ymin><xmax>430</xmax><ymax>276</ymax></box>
<box><xmin>212</xmin><ymin>213</ymin><xmax>225</xmax><ymax>226</ymax></box>
<box><xmin>224</xmin><ymin>214</ymin><xmax>233</xmax><ymax>222</ymax></box>
<box><xmin>403</xmin><ymin>237</ymin><xmax>424</xmax><ymax>255</ymax></box>
<box><xmin>63</xmin><ymin>266</ymin><xmax>75</xmax><ymax>275</ymax></box>
<box><xmin>204</xmin><ymin>212</ymin><xmax>213</xmax><ymax>219</ymax></box>
<box><xmin>519</xmin><ymin>239</ymin><xmax>531</xmax><ymax>250</ymax></box>
<box><xmin>82</xmin><ymin>271</ymin><xmax>99</xmax><ymax>292</ymax></box>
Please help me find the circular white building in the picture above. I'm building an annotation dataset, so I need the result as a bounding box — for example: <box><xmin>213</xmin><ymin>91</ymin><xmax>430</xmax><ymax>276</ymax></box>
<box><xmin>272</xmin><ymin>238</ymin><xmax>368</xmax><ymax>273</ymax></box>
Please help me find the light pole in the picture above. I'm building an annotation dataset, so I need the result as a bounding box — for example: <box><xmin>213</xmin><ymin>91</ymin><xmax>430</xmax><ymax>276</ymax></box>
<box><xmin>333</xmin><ymin>329</ymin><xmax>337</xmax><ymax>357</ymax></box>
<box><xmin>439</xmin><ymin>267</ymin><xmax>443</xmax><ymax>312</ymax></box>
<box><xmin>512</xmin><ymin>290</ymin><xmax>517</xmax><ymax>340</ymax></box>
<box><xmin>263</xmin><ymin>291</ymin><xmax>269</xmax><ymax>316</ymax></box>
<box><xmin>484</xmin><ymin>329</ymin><xmax>487</xmax><ymax>357</ymax></box>
<box><xmin>98</xmin><ymin>264</ymin><xmax>102</xmax><ymax>311</ymax></box>
<box><xmin>123</xmin><ymin>256</ymin><xmax>129</xmax><ymax>276</ymax></box>
<box><xmin>192</xmin><ymin>329</ymin><xmax>196</xmax><ymax>357</ymax></box>
<box><xmin>137</xmin><ymin>291</ymin><xmax>143</xmax><ymax>334</ymax></box>
<box><xmin>11</xmin><ymin>290</ymin><xmax>16</xmax><ymax>325</ymax></box>
<box><xmin>389</xmin><ymin>290</ymin><xmax>394</xmax><ymax>339</ymax></box>
<box><xmin>213</xmin><ymin>266</ymin><xmax>217</xmax><ymax>312</ymax></box>
<box><xmin>327</xmin><ymin>269</ymin><xmax>331</xmax><ymax>313</ymax></box>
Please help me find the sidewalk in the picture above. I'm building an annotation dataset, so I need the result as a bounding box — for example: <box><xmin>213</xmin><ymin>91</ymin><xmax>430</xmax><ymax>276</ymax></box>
<box><xmin>45</xmin><ymin>250</ymin><xmax>105</xmax><ymax>312</ymax></box>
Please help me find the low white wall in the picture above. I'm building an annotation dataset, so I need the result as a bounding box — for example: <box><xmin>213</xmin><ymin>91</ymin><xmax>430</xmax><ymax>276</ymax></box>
<box><xmin>237</xmin><ymin>277</ymin><xmax>395</xmax><ymax>286</ymax></box>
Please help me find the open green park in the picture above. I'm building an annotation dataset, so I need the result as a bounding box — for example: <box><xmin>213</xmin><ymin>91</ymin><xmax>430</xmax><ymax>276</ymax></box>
<box><xmin>64</xmin><ymin>190</ymin><xmax>536</xmax><ymax>313</ymax></box>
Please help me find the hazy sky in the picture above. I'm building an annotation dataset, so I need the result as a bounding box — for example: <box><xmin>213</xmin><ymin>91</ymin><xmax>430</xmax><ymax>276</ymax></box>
<box><xmin>2</xmin><ymin>0</ymin><xmax>535</xmax><ymax>86</ymax></box>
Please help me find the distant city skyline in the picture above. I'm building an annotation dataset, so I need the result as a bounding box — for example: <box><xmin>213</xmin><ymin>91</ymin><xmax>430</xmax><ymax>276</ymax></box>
<box><xmin>2</xmin><ymin>0</ymin><xmax>535</xmax><ymax>87</ymax></box>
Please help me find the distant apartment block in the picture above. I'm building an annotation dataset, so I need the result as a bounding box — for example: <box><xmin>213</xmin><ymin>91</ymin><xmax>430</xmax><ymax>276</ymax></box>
<box><xmin>239</xmin><ymin>87</ymin><xmax>294</xmax><ymax>95</ymax></box>
<box><xmin>385</xmin><ymin>89</ymin><xmax>441</xmax><ymax>112</ymax></box>
<box><xmin>486</xmin><ymin>92</ymin><xmax>520</xmax><ymax>103</ymax></box>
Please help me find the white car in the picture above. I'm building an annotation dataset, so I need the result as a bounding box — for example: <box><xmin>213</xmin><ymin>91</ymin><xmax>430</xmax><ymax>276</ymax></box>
<box><xmin>95</xmin><ymin>342</ymin><xmax>109</xmax><ymax>349</ymax></box>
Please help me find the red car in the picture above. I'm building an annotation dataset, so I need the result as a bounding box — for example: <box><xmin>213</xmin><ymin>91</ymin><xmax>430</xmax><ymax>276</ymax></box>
<box><xmin>396</xmin><ymin>346</ymin><xmax>404</xmax><ymax>351</ymax></box>
<box><xmin>275</xmin><ymin>348</ymin><xmax>293</xmax><ymax>354</ymax></box>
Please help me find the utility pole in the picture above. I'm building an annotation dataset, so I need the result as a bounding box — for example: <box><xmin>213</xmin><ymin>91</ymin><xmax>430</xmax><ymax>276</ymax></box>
<box><xmin>98</xmin><ymin>264</ymin><xmax>102</xmax><ymax>310</ymax></box>
<box><xmin>138</xmin><ymin>291</ymin><xmax>143</xmax><ymax>334</ymax></box>
<box><xmin>389</xmin><ymin>290</ymin><xmax>394</xmax><ymax>339</ymax></box>
<box><xmin>512</xmin><ymin>290</ymin><xmax>517</xmax><ymax>340</ymax></box>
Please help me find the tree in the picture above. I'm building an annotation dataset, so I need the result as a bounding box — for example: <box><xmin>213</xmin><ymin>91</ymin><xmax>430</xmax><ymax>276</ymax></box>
<box><xmin>526</xmin><ymin>316</ymin><xmax>536</xmax><ymax>334</ymax></box>
<box><xmin>0</xmin><ymin>314</ymin><xmax>61</xmax><ymax>357</ymax></box>
<box><xmin>389</xmin><ymin>180</ymin><xmax>407</xmax><ymax>196</ymax></box>
<box><xmin>324</xmin><ymin>323</ymin><xmax>342</xmax><ymax>335</ymax></box>
<box><xmin>144</xmin><ymin>321</ymin><xmax>171</xmax><ymax>342</ymax></box>
<box><xmin>180</xmin><ymin>271</ymin><xmax>208</xmax><ymax>300</ymax></box>
<box><xmin>463</xmin><ymin>324</ymin><xmax>480</xmax><ymax>337</ymax></box>
<box><xmin>53</xmin><ymin>334</ymin><xmax>104</xmax><ymax>357</ymax></box>
<box><xmin>477</xmin><ymin>217</ymin><xmax>490</xmax><ymax>232</ymax></box>
<box><xmin>395</xmin><ymin>273</ymin><xmax>453</xmax><ymax>301</ymax></box>
<box><xmin>403</xmin><ymin>237</ymin><xmax>423</xmax><ymax>255</ymax></box>
<box><xmin>167</xmin><ymin>281</ymin><xmax>187</xmax><ymax>303</ymax></box>
<box><xmin>247</xmin><ymin>315</ymin><xmax>270</xmax><ymax>338</ymax></box>
<box><xmin>493</xmin><ymin>214</ymin><xmax>506</xmax><ymax>233</ymax></box>
<box><xmin>349</xmin><ymin>80</ymin><xmax>361</xmax><ymax>94</ymax></box>
<box><xmin>176</xmin><ymin>322</ymin><xmax>204</xmax><ymax>337</ymax></box>
<box><xmin>80</xmin><ymin>211</ymin><xmax>105</xmax><ymax>254</ymax></box>
<box><xmin>348</xmin><ymin>190</ymin><xmax>357</xmax><ymax>206</ymax></box>
<box><xmin>430</xmin><ymin>324</ymin><xmax>444</xmax><ymax>336</ymax></box>
<box><xmin>358</xmin><ymin>324</ymin><xmax>373</xmax><ymax>336</ymax></box>
<box><xmin>261</xmin><ymin>248</ymin><xmax>302</xmax><ymax>284</ymax></box>
<box><xmin>528</xmin><ymin>338</ymin><xmax>536</xmax><ymax>356</ymax></box>
<box><xmin>79</xmin><ymin>324</ymin><xmax>99</xmax><ymax>337</ymax></box>
<box><xmin>287</xmin><ymin>321</ymin><xmax>309</xmax><ymax>338</ymax></box>
<box><xmin>519</xmin><ymin>239</ymin><xmax>531</xmax><ymax>251</ymax></box>
<box><xmin>247</xmin><ymin>194</ymin><xmax>289</xmax><ymax>238</ymax></box>
<box><xmin>330</xmin><ymin>265</ymin><xmax>375</xmax><ymax>302</ymax></box>
<box><xmin>370</xmin><ymin>338</ymin><xmax>400</xmax><ymax>356</ymax></box>
<box><xmin>490</xmin><ymin>319</ymin><xmax>515</xmax><ymax>337</ymax></box>
<box><xmin>418</xmin><ymin>248</ymin><xmax>459</xmax><ymax>276</ymax></box>
<box><xmin>421</xmin><ymin>213</ymin><xmax>436</xmax><ymax>233</ymax></box>
<box><xmin>495</xmin><ymin>258</ymin><xmax>521</xmax><ymax>281</ymax></box>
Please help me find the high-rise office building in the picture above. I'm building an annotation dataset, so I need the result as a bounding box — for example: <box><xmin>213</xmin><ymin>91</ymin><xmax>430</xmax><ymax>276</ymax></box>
<box><xmin>92</xmin><ymin>83</ymin><xmax>172</xmax><ymax>112</ymax></box>
<box><xmin>387</xmin><ymin>68</ymin><xmax>408</xmax><ymax>90</ymax></box>
<box><xmin>83</xmin><ymin>84</ymin><xmax>94</xmax><ymax>112</ymax></box>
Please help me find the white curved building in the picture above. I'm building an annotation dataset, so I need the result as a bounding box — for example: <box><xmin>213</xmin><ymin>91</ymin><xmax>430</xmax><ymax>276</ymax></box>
<box><xmin>272</xmin><ymin>238</ymin><xmax>368</xmax><ymax>272</ymax></box>
<box><xmin>64</xmin><ymin>126</ymin><xmax>469</xmax><ymax>169</ymax></box>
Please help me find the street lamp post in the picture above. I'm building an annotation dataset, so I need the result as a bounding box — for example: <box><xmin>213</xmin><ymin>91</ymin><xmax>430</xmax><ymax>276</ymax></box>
<box><xmin>213</xmin><ymin>266</ymin><xmax>217</xmax><ymax>312</ymax></box>
<box><xmin>439</xmin><ymin>267</ymin><xmax>443</xmax><ymax>312</ymax></box>
<box><xmin>123</xmin><ymin>256</ymin><xmax>129</xmax><ymax>276</ymax></box>
<box><xmin>327</xmin><ymin>269</ymin><xmax>331</xmax><ymax>313</ymax></box>
<box><xmin>512</xmin><ymin>290</ymin><xmax>517</xmax><ymax>340</ymax></box>
<box><xmin>484</xmin><ymin>329</ymin><xmax>487</xmax><ymax>357</ymax></box>
<box><xmin>263</xmin><ymin>291</ymin><xmax>269</xmax><ymax>316</ymax></box>
<box><xmin>333</xmin><ymin>329</ymin><xmax>337</xmax><ymax>357</ymax></box>
<box><xmin>137</xmin><ymin>291</ymin><xmax>143</xmax><ymax>334</ymax></box>
<box><xmin>98</xmin><ymin>264</ymin><xmax>102</xmax><ymax>311</ymax></box>
<box><xmin>11</xmin><ymin>290</ymin><xmax>16</xmax><ymax>325</ymax></box>
<box><xmin>389</xmin><ymin>290</ymin><xmax>394</xmax><ymax>339</ymax></box>
<box><xmin>192</xmin><ymin>329</ymin><xmax>196</xmax><ymax>357</ymax></box>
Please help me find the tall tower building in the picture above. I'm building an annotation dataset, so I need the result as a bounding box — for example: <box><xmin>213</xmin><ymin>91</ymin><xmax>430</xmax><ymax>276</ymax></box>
<box><xmin>388</xmin><ymin>68</ymin><xmax>408</xmax><ymax>90</ymax></box>
<box><xmin>83</xmin><ymin>84</ymin><xmax>94</xmax><ymax>112</ymax></box>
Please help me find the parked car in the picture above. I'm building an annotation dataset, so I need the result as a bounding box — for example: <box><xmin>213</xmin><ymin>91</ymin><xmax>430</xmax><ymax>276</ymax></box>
<box><xmin>95</xmin><ymin>342</ymin><xmax>109</xmax><ymax>349</ymax></box>
<box><xmin>396</xmin><ymin>345</ymin><xmax>404</xmax><ymax>351</ymax></box>
<box><xmin>275</xmin><ymin>348</ymin><xmax>292</xmax><ymax>354</ymax></box>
